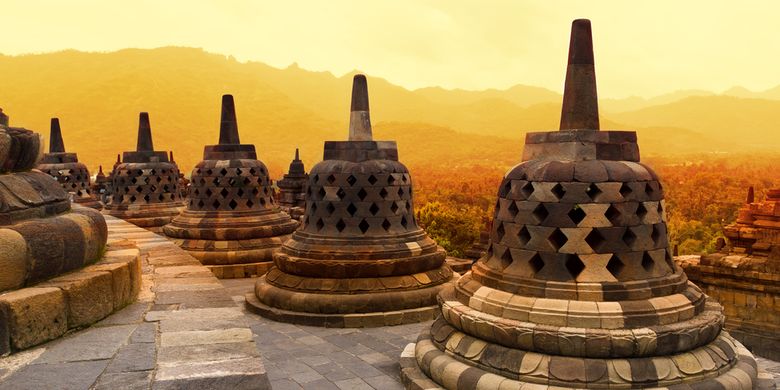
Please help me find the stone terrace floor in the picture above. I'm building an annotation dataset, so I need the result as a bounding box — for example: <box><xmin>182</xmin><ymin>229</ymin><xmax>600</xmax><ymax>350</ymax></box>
<box><xmin>0</xmin><ymin>217</ymin><xmax>778</xmax><ymax>390</ymax></box>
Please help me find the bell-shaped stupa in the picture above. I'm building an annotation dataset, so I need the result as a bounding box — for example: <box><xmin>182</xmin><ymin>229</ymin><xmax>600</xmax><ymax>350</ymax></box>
<box><xmin>276</xmin><ymin>148</ymin><xmax>308</xmax><ymax>220</ymax></box>
<box><xmin>400</xmin><ymin>19</ymin><xmax>770</xmax><ymax>390</ymax></box>
<box><xmin>104</xmin><ymin>112</ymin><xmax>182</xmax><ymax>233</ymax></box>
<box><xmin>163</xmin><ymin>95</ymin><xmax>298</xmax><ymax>278</ymax></box>
<box><xmin>246</xmin><ymin>75</ymin><xmax>456</xmax><ymax>327</ymax></box>
<box><xmin>37</xmin><ymin>118</ymin><xmax>102</xmax><ymax>209</ymax></box>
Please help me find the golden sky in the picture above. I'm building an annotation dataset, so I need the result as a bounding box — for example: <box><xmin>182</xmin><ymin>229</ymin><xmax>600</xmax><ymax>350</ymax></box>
<box><xmin>3</xmin><ymin>0</ymin><xmax>779</xmax><ymax>98</ymax></box>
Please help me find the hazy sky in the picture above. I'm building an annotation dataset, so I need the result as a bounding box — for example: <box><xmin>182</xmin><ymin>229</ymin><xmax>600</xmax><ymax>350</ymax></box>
<box><xmin>3</xmin><ymin>1</ymin><xmax>779</xmax><ymax>98</ymax></box>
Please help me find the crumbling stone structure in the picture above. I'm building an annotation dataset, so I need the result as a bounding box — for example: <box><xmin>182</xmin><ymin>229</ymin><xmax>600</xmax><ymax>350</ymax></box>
<box><xmin>680</xmin><ymin>186</ymin><xmax>780</xmax><ymax>360</ymax></box>
<box><xmin>163</xmin><ymin>95</ymin><xmax>298</xmax><ymax>278</ymax></box>
<box><xmin>277</xmin><ymin>148</ymin><xmax>308</xmax><ymax>220</ymax></box>
<box><xmin>400</xmin><ymin>19</ymin><xmax>771</xmax><ymax>390</ymax></box>
<box><xmin>37</xmin><ymin>118</ymin><xmax>102</xmax><ymax>209</ymax></box>
<box><xmin>246</xmin><ymin>75</ymin><xmax>455</xmax><ymax>327</ymax></box>
<box><xmin>104</xmin><ymin>112</ymin><xmax>182</xmax><ymax>233</ymax></box>
<box><xmin>0</xmin><ymin>114</ymin><xmax>140</xmax><ymax>355</ymax></box>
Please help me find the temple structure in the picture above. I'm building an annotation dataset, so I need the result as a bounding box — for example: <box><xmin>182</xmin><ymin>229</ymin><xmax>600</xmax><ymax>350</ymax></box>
<box><xmin>91</xmin><ymin>165</ymin><xmax>109</xmax><ymax>203</ymax></box>
<box><xmin>401</xmin><ymin>20</ymin><xmax>771</xmax><ymax>390</ymax></box>
<box><xmin>679</xmin><ymin>186</ymin><xmax>780</xmax><ymax>360</ymax></box>
<box><xmin>104</xmin><ymin>112</ymin><xmax>183</xmax><ymax>233</ymax></box>
<box><xmin>163</xmin><ymin>95</ymin><xmax>298</xmax><ymax>278</ymax></box>
<box><xmin>0</xmin><ymin>114</ymin><xmax>139</xmax><ymax>355</ymax></box>
<box><xmin>246</xmin><ymin>75</ymin><xmax>455</xmax><ymax>327</ymax></box>
<box><xmin>276</xmin><ymin>148</ymin><xmax>308</xmax><ymax>220</ymax></box>
<box><xmin>37</xmin><ymin>118</ymin><xmax>102</xmax><ymax>209</ymax></box>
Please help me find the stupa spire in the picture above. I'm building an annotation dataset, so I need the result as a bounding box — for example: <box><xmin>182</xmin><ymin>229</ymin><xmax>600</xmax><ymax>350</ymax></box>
<box><xmin>560</xmin><ymin>19</ymin><xmax>599</xmax><ymax>131</ymax></box>
<box><xmin>136</xmin><ymin>112</ymin><xmax>154</xmax><ymax>152</ymax></box>
<box><xmin>219</xmin><ymin>94</ymin><xmax>240</xmax><ymax>145</ymax></box>
<box><xmin>348</xmin><ymin>74</ymin><xmax>372</xmax><ymax>141</ymax></box>
<box><xmin>0</xmin><ymin>108</ymin><xmax>8</xmax><ymax>126</ymax></box>
<box><xmin>49</xmin><ymin>118</ymin><xmax>65</xmax><ymax>153</ymax></box>
<box><xmin>295</xmin><ymin>148</ymin><xmax>300</xmax><ymax>160</ymax></box>
<box><xmin>747</xmin><ymin>186</ymin><xmax>755</xmax><ymax>204</ymax></box>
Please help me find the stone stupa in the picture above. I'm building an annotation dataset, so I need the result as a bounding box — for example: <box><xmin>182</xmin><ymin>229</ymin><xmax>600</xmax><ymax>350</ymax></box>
<box><xmin>246</xmin><ymin>75</ymin><xmax>456</xmax><ymax>327</ymax></box>
<box><xmin>37</xmin><ymin>118</ymin><xmax>102</xmax><ymax>209</ymax></box>
<box><xmin>163</xmin><ymin>95</ymin><xmax>298</xmax><ymax>278</ymax></box>
<box><xmin>276</xmin><ymin>148</ymin><xmax>308</xmax><ymax>220</ymax></box>
<box><xmin>104</xmin><ymin>112</ymin><xmax>182</xmax><ymax>233</ymax></box>
<box><xmin>400</xmin><ymin>19</ymin><xmax>771</xmax><ymax>390</ymax></box>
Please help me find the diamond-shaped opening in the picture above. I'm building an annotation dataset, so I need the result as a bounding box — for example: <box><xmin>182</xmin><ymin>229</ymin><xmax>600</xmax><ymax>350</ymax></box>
<box><xmin>529</xmin><ymin>254</ymin><xmax>544</xmax><ymax>274</ymax></box>
<box><xmin>357</xmin><ymin>188</ymin><xmax>368</xmax><ymax>201</ymax></box>
<box><xmin>548</xmin><ymin>228</ymin><xmax>568</xmax><ymax>251</ymax></box>
<box><xmin>381</xmin><ymin>219</ymin><xmax>392</xmax><ymax>231</ymax></box>
<box><xmin>326</xmin><ymin>202</ymin><xmax>336</xmax><ymax>214</ymax></box>
<box><xmin>517</xmin><ymin>226</ymin><xmax>531</xmax><ymax>246</ymax></box>
<box><xmin>495</xmin><ymin>222</ymin><xmax>506</xmax><ymax>241</ymax></box>
<box><xmin>347</xmin><ymin>203</ymin><xmax>358</xmax><ymax>216</ymax></box>
<box><xmin>565</xmin><ymin>255</ymin><xmax>585</xmax><ymax>278</ymax></box>
<box><xmin>316</xmin><ymin>218</ymin><xmax>325</xmax><ymax>231</ymax></box>
<box><xmin>347</xmin><ymin>175</ymin><xmax>357</xmax><ymax>186</ymax></box>
<box><xmin>507</xmin><ymin>201</ymin><xmax>519</xmax><ymax>218</ymax></box>
<box><xmin>651</xmin><ymin>224</ymin><xmax>662</xmax><ymax>245</ymax></box>
<box><xmin>623</xmin><ymin>228</ymin><xmax>637</xmax><ymax>247</ymax></box>
<box><xmin>336</xmin><ymin>188</ymin><xmax>346</xmax><ymax>200</ymax></box>
<box><xmin>568</xmin><ymin>205</ymin><xmax>586</xmax><ymax>225</ymax></box>
<box><xmin>197</xmin><ymin>200</ymin><xmax>205</xmax><ymax>208</ymax></box>
<box><xmin>532</xmin><ymin>203</ymin><xmax>549</xmax><ymax>223</ymax></box>
<box><xmin>620</xmin><ymin>183</ymin><xmax>633</xmax><ymax>198</ymax></box>
<box><xmin>220</xmin><ymin>168</ymin><xmax>228</xmax><ymax>176</ymax></box>
<box><xmin>246</xmin><ymin>199</ymin><xmax>254</xmax><ymax>208</ymax></box>
<box><xmin>369</xmin><ymin>203</ymin><xmax>380</xmax><ymax>215</ymax></box>
<box><xmin>228</xmin><ymin>178</ymin><xmax>237</xmax><ymax>186</ymax></box>
<box><xmin>388</xmin><ymin>175</ymin><xmax>396</xmax><ymax>185</ymax></box>
<box><xmin>642</xmin><ymin>252</ymin><xmax>655</xmax><ymax>272</ymax></box>
<box><xmin>220</xmin><ymin>188</ymin><xmax>229</xmax><ymax>198</ymax></box>
<box><xmin>379</xmin><ymin>188</ymin><xmax>388</xmax><ymax>199</ymax></box>
<box><xmin>605</xmin><ymin>205</ymin><xmax>620</xmax><ymax>223</ymax></box>
<box><xmin>327</xmin><ymin>174</ymin><xmax>336</xmax><ymax>184</ymax></box>
<box><xmin>318</xmin><ymin>187</ymin><xmax>326</xmax><ymax>199</ymax></box>
<box><xmin>606</xmin><ymin>255</ymin><xmax>624</xmax><ymax>277</ymax></box>
<box><xmin>390</xmin><ymin>202</ymin><xmax>399</xmax><ymax>213</ymax></box>
<box><xmin>336</xmin><ymin>219</ymin><xmax>346</xmax><ymax>232</ymax></box>
<box><xmin>405</xmin><ymin>201</ymin><xmax>412</xmax><ymax>212</ymax></box>
<box><xmin>500</xmin><ymin>181</ymin><xmax>512</xmax><ymax>197</ymax></box>
<box><xmin>636</xmin><ymin>203</ymin><xmax>648</xmax><ymax>220</ymax></box>
<box><xmin>657</xmin><ymin>202</ymin><xmax>663</xmax><ymax>214</ymax></box>
<box><xmin>236</xmin><ymin>168</ymin><xmax>242</xmax><ymax>175</ymax></box>
<box><xmin>252</xmin><ymin>188</ymin><xmax>259</xmax><ymax>196</ymax></box>
<box><xmin>212</xmin><ymin>199</ymin><xmax>221</xmax><ymax>209</ymax></box>
<box><xmin>645</xmin><ymin>182</ymin><xmax>654</xmax><ymax>196</ymax></box>
<box><xmin>259</xmin><ymin>198</ymin><xmax>266</xmax><ymax>206</ymax></box>
<box><xmin>368</xmin><ymin>175</ymin><xmax>378</xmax><ymax>185</ymax></box>
<box><xmin>521</xmin><ymin>182</ymin><xmax>534</xmax><ymax>198</ymax></box>
<box><xmin>500</xmin><ymin>249</ymin><xmax>513</xmax><ymax>269</ymax></box>
<box><xmin>585</xmin><ymin>228</ymin><xmax>606</xmax><ymax>251</ymax></box>
<box><xmin>229</xmin><ymin>199</ymin><xmax>238</xmax><ymax>210</ymax></box>
<box><xmin>359</xmin><ymin>219</ymin><xmax>370</xmax><ymax>234</ymax></box>
<box><xmin>402</xmin><ymin>174</ymin><xmax>408</xmax><ymax>183</ymax></box>
<box><xmin>397</xmin><ymin>187</ymin><xmax>404</xmax><ymax>198</ymax></box>
<box><xmin>551</xmin><ymin>183</ymin><xmax>565</xmax><ymax>200</ymax></box>
<box><xmin>237</xmin><ymin>188</ymin><xmax>244</xmax><ymax>197</ymax></box>
<box><xmin>243</xmin><ymin>177</ymin><xmax>251</xmax><ymax>185</ymax></box>
<box><xmin>586</xmin><ymin>183</ymin><xmax>602</xmax><ymax>201</ymax></box>
<box><xmin>401</xmin><ymin>216</ymin><xmax>408</xmax><ymax>229</ymax></box>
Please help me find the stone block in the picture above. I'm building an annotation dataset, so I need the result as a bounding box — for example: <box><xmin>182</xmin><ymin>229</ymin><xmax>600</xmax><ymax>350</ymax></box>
<box><xmin>41</xmin><ymin>270</ymin><xmax>114</xmax><ymax>328</ymax></box>
<box><xmin>0</xmin><ymin>287</ymin><xmax>67</xmax><ymax>350</ymax></box>
<box><xmin>83</xmin><ymin>261</ymin><xmax>133</xmax><ymax>309</ymax></box>
<box><xmin>0</xmin><ymin>228</ymin><xmax>28</xmax><ymax>292</ymax></box>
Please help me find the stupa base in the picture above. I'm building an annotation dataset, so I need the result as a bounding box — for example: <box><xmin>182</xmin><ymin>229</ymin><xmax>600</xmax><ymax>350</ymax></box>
<box><xmin>208</xmin><ymin>261</ymin><xmax>274</xmax><ymax>279</ymax></box>
<box><xmin>245</xmin><ymin>292</ymin><xmax>439</xmax><ymax>328</ymax></box>
<box><xmin>445</xmin><ymin>257</ymin><xmax>474</xmax><ymax>273</ymax></box>
<box><xmin>400</xmin><ymin>330</ymin><xmax>773</xmax><ymax>390</ymax></box>
<box><xmin>73</xmin><ymin>197</ymin><xmax>103</xmax><ymax>210</ymax></box>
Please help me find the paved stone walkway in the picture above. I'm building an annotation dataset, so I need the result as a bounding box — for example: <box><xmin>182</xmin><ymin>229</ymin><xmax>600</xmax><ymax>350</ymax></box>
<box><xmin>0</xmin><ymin>217</ymin><xmax>778</xmax><ymax>390</ymax></box>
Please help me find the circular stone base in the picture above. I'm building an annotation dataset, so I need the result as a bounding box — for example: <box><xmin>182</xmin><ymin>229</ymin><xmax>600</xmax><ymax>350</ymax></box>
<box><xmin>399</xmin><ymin>331</ymin><xmax>768</xmax><ymax>390</ymax></box>
<box><xmin>245</xmin><ymin>292</ymin><xmax>439</xmax><ymax>328</ymax></box>
<box><xmin>208</xmin><ymin>262</ymin><xmax>274</xmax><ymax>279</ymax></box>
<box><xmin>74</xmin><ymin>197</ymin><xmax>103</xmax><ymax>210</ymax></box>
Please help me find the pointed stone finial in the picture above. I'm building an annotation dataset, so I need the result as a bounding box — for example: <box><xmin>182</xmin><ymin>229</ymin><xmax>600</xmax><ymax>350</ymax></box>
<box><xmin>169</xmin><ymin>151</ymin><xmax>175</xmax><ymax>162</ymax></box>
<box><xmin>0</xmin><ymin>108</ymin><xmax>8</xmax><ymax>126</ymax></box>
<box><xmin>219</xmin><ymin>94</ymin><xmax>240</xmax><ymax>145</ymax></box>
<box><xmin>98</xmin><ymin>165</ymin><xmax>104</xmax><ymax>174</ymax></box>
<box><xmin>560</xmin><ymin>19</ymin><xmax>599</xmax><ymax>131</ymax></box>
<box><xmin>116</xmin><ymin>154</ymin><xmax>121</xmax><ymax>163</ymax></box>
<box><xmin>747</xmin><ymin>186</ymin><xmax>755</xmax><ymax>204</ymax></box>
<box><xmin>49</xmin><ymin>118</ymin><xmax>65</xmax><ymax>153</ymax></box>
<box><xmin>348</xmin><ymin>74</ymin><xmax>372</xmax><ymax>141</ymax></box>
<box><xmin>136</xmin><ymin>112</ymin><xmax>154</xmax><ymax>152</ymax></box>
<box><xmin>295</xmin><ymin>148</ymin><xmax>300</xmax><ymax>161</ymax></box>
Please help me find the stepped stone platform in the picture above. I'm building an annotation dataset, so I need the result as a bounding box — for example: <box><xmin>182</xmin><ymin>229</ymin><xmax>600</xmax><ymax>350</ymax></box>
<box><xmin>0</xmin><ymin>216</ymin><xmax>270</xmax><ymax>389</ymax></box>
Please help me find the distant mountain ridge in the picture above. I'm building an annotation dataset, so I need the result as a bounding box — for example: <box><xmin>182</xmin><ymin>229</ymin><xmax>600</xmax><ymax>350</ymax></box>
<box><xmin>0</xmin><ymin>47</ymin><xmax>776</xmax><ymax>175</ymax></box>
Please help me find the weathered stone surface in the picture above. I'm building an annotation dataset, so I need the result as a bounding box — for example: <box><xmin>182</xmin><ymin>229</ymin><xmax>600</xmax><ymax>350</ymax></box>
<box><xmin>39</xmin><ymin>271</ymin><xmax>114</xmax><ymax>328</ymax></box>
<box><xmin>0</xmin><ymin>229</ymin><xmax>27</xmax><ymax>292</ymax></box>
<box><xmin>0</xmin><ymin>287</ymin><xmax>67</xmax><ymax>350</ymax></box>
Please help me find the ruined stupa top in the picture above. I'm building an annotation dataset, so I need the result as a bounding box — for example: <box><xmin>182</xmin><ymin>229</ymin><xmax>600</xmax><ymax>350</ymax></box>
<box><xmin>286</xmin><ymin>148</ymin><xmax>306</xmax><ymax>176</ymax></box>
<box><xmin>122</xmin><ymin>112</ymin><xmax>170</xmax><ymax>163</ymax></box>
<box><xmin>202</xmin><ymin>94</ymin><xmax>257</xmax><ymax>160</ymax></box>
<box><xmin>522</xmin><ymin>19</ymin><xmax>638</xmax><ymax>163</ymax></box>
<box><xmin>41</xmin><ymin>118</ymin><xmax>79</xmax><ymax>164</ymax></box>
<box><xmin>323</xmin><ymin>74</ymin><xmax>397</xmax><ymax>162</ymax></box>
